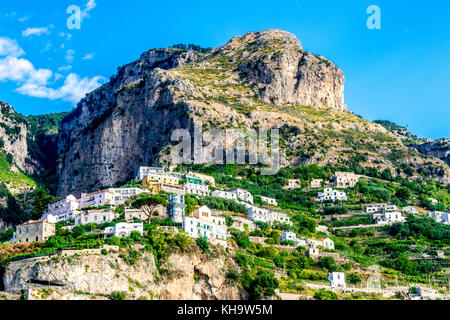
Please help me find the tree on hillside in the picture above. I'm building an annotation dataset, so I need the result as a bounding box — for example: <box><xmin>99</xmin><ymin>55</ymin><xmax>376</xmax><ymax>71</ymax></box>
<box><xmin>131</xmin><ymin>195</ymin><xmax>167</xmax><ymax>223</ymax></box>
<box><xmin>31</xmin><ymin>188</ymin><xmax>56</xmax><ymax>220</ymax></box>
<box><xmin>395</xmin><ymin>187</ymin><xmax>410</xmax><ymax>201</ymax></box>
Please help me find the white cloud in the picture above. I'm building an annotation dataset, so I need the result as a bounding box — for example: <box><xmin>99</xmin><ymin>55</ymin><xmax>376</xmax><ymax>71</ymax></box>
<box><xmin>17</xmin><ymin>73</ymin><xmax>106</xmax><ymax>103</ymax></box>
<box><xmin>0</xmin><ymin>37</ymin><xmax>25</xmax><ymax>57</ymax></box>
<box><xmin>0</xmin><ymin>37</ymin><xmax>105</xmax><ymax>104</ymax></box>
<box><xmin>22</xmin><ymin>26</ymin><xmax>51</xmax><ymax>37</ymax></box>
<box><xmin>83</xmin><ymin>53</ymin><xmax>95</xmax><ymax>60</ymax></box>
<box><xmin>58</xmin><ymin>65</ymin><xmax>72</xmax><ymax>72</ymax></box>
<box><xmin>18</xmin><ymin>16</ymin><xmax>29</xmax><ymax>23</ymax></box>
<box><xmin>0</xmin><ymin>56</ymin><xmax>52</xmax><ymax>84</ymax></box>
<box><xmin>65</xmin><ymin>49</ymin><xmax>75</xmax><ymax>63</ymax></box>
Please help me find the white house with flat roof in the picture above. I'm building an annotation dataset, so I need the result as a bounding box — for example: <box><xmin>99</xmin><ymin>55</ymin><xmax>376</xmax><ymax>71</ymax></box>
<box><xmin>316</xmin><ymin>188</ymin><xmax>347</xmax><ymax>201</ymax></box>
<box><xmin>429</xmin><ymin>198</ymin><xmax>439</xmax><ymax>205</ymax></box>
<box><xmin>426</xmin><ymin>211</ymin><xmax>449</xmax><ymax>225</ymax></box>
<box><xmin>328</xmin><ymin>272</ymin><xmax>346</xmax><ymax>289</ymax></box>
<box><xmin>373</xmin><ymin>211</ymin><xmax>406</xmax><ymax>225</ymax></box>
<box><xmin>247</xmin><ymin>206</ymin><xmax>292</xmax><ymax>225</ymax></box>
<box><xmin>136</xmin><ymin>166</ymin><xmax>165</xmax><ymax>180</ymax></box>
<box><xmin>110</xmin><ymin>187</ymin><xmax>148</xmax><ymax>205</ymax></box>
<box><xmin>401</xmin><ymin>206</ymin><xmax>419</xmax><ymax>215</ymax></box>
<box><xmin>366</xmin><ymin>204</ymin><xmax>398</xmax><ymax>213</ymax></box>
<box><xmin>183</xmin><ymin>206</ymin><xmax>227</xmax><ymax>240</ymax></box>
<box><xmin>260</xmin><ymin>196</ymin><xmax>278</xmax><ymax>206</ymax></box>
<box><xmin>211</xmin><ymin>189</ymin><xmax>237</xmax><ymax>201</ymax></box>
<box><xmin>75</xmin><ymin>209</ymin><xmax>117</xmax><ymax>226</ymax></box>
<box><xmin>43</xmin><ymin>195</ymin><xmax>79</xmax><ymax>219</ymax></box>
<box><xmin>78</xmin><ymin>190</ymin><xmax>115</xmax><ymax>209</ymax></box>
<box><xmin>184</xmin><ymin>182</ymin><xmax>209</xmax><ymax>196</ymax></box>
<box><xmin>104</xmin><ymin>222</ymin><xmax>143</xmax><ymax>238</ymax></box>
<box><xmin>230</xmin><ymin>188</ymin><xmax>254</xmax><ymax>204</ymax></box>
<box><xmin>280</xmin><ymin>232</ymin><xmax>307</xmax><ymax>246</ymax></box>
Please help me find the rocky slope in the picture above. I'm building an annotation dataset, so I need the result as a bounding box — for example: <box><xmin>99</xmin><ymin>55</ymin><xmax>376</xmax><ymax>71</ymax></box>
<box><xmin>2</xmin><ymin>246</ymin><xmax>243</xmax><ymax>300</ymax></box>
<box><xmin>374</xmin><ymin>120</ymin><xmax>450</xmax><ymax>166</ymax></box>
<box><xmin>413</xmin><ymin>139</ymin><xmax>450</xmax><ymax>166</ymax></box>
<box><xmin>55</xmin><ymin>30</ymin><xmax>450</xmax><ymax>196</ymax></box>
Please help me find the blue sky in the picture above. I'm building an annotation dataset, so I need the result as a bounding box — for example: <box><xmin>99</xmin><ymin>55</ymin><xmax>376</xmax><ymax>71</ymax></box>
<box><xmin>0</xmin><ymin>0</ymin><xmax>449</xmax><ymax>139</ymax></box>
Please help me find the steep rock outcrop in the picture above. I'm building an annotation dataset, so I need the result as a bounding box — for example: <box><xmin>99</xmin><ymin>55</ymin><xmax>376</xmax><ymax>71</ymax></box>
<box><xmin>3</xmin><ymin>247</ymin><xmax>243</xmax><ymax>300</ymax></box>
<box><xmin>55</xmin><ymin>30</ymin><xmax>450</xmax><ymax>196</ymax></box>
<box><xmin>219</xmin><ymin>30</ymin><xmax>346</xmax><ymax>110</ymax></box>
<box><xmin>0</xmin><ymin>102</ymin><xmax>30</xmax><ymax>172</ymax></box>
<box><xmin>56</xmin><ymin>30</ymin><xmax>347</xmax><ymax>196</ymax></box>
<box><xmin>412</xmin><ymin>139</ymin><xmax>450</xmax><ymax>166</ymax></box>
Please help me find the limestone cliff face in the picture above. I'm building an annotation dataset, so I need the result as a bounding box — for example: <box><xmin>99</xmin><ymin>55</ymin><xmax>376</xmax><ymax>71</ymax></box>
<box><xmin>219</xmin><ymin>30</ymin><xmax>346</xmax><ymax>110</ymax></box>
<box><xmin>413</xmin><ymin>139</ymin><xmax>450</xmax><ymax>166</ymax></box>
<box><xmin>55</xmin><ymin>29</ymin><xmax>449</xmax><ymax>196</ymax></box>
<box><xmin>3</xmin><ymin>247</ymin><xmax>243</xmax><ymax>300</ymax></box>
<box><xmin>56</xmin><ymin>30</ymin><xmax>347</xmax><ymax>196</ymax></box>
<box><xmin>56</xmin><ymin>49</ymin><xmax>201</xmax><ymax>196</ymax></box>
<box><xmin>0</xmin><ymin>102</ymin><xmax>31</xmax><ymax>172</ymax></box>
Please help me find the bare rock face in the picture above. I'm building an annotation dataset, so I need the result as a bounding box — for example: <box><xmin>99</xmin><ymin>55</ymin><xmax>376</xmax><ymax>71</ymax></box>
<box><xmin>56</xmin><ymin>49</ymin><xmax>200</xmax><ymax>196</ymax></box>
<box><xmin>3</xmin><ymin>248</ymin><xmax>243</xmax><ymax>300</ymax></box>
<box><xmin>413</xmin><ymin>139</ymin><xmax>450</xmax><ymax>166</ymax></box>
<box><xmin>0</xmin><ymin>102</ymin><xmax>30</xmax><ymax>172</ymax></box>
<box><xmin>217</xmin><ymin>30</ymin><xmax>346</xmax><ymax>110</ymax></box>
<box><xmin>55</xmin><ymin>30</ymin><xmax>348</xmax><ymax>196</ymax></box>
<box><xmin>55</xmin><ymin>29</ymin><xmax>449</xmax><ymax>195</ymax></box>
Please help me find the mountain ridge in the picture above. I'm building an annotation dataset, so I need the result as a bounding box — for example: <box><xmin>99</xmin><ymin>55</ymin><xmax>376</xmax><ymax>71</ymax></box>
<box><xmin>54</xmin><ymin>29</ymin><xmax>450</xmax><ymax>196</ymax></box>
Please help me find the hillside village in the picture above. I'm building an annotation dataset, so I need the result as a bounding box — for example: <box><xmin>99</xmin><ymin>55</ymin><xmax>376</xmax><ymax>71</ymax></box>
<box><xmin>0</xmin><ymin>30</ymin><xmax>449</xmax><ymax>301</ymax></box>
<box><xmin>1</xmin><ymin>164</ymin><xmax>449</xmax><ymax>300</ymax></box>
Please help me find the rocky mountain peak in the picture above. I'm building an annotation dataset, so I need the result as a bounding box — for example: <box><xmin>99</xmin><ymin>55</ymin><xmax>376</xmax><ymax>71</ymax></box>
<box><xmin>219</xmin><ymin>29</ymin><xmax>303</xmax><ymax>52</ymax></box>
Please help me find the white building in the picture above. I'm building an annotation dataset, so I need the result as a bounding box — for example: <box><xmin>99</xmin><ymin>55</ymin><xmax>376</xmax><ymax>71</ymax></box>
<box><xmin>307</xmin><ymin>238</ymin><xmax>334</xmax><ymax>250</ymax></box>
<box><xmin>42</xmin><ymin>195</ymin><xmax>79</xmax><ymax>219</ymax></box>
<box><xmin>426</xmin><ymin>211</ymin><xmax>449</xmax><ymax>225</ymax></box>
<box><xmin>75</xmin><ymin>209</ymin><xmax>117</xmax><ymax>226</ymax></box>
<box><xmin>78</xmin><ymin>190</ymin><xmax>115</xmax><ymax>209</ymax></box>
<box><xmin>429</xmin><ymin>198</ymin><xmax>439</xmax><ymax>205</ymax></box>
<box><xmin>184</xmin><ymin>182</ymin><xmax>210</xmax><ymax>196</ymax></box>
<box><xmin>230</xmin><ymin>188</ymin><xmax>254</xmax><ymax>204</ymax></box>
<box><xmin>401</xmin><ymin>206</ymin><xmax>419</xmax><ymax>214</ymax></box>
<box><xmin>260</xmin><ymin>196</ymin><xmax>278</xmax><ymax>206</ymax></box>
<box><xmin>316</xmin><ymin>188</ymin><xmax>348</xmax><ymax>201</ymax></box>
<box><xmin>366</xmin><ymin>204</ymin><xmax>398</xmax><ymax>213</ymax></box>
<box><xmin>373</xmin><ymin>212</ymin><xmax>406</xmax><ymax>225</ymax></box>
<box><xmin>183</xmin><ymin>206</ymin><xmax>227</xmax><ymax>240</ymax></box>
<box><xmin>136</xmin><ymin>166</ymin><xmax>165</xmax><ymax>180</ymax></box>
<box><xmin>211</xmin><ymin>189</ymin><xmax>237</xmax><ymax>201</ymax></box>
<box><xmin>280</xmin><ymin>232</ymin><xmax>306</xmax><ymax>246</ymax></box>
<box><xmin>322</xmin><ymin>238</ymin><xmax>335</xmax><ymax>250</ymax></box>
<box><xmin>110</xmin><ymin>187</ymin><xmax>148</xmax><ymax>205</ymax></box>
<box><xmin>44</xmin><ymin>211</ymin><xmax>80</xmax><ymax>224</ymax></box>
<box><xmin>247</xmin><ymin>206</ymin><xmax>292</xmax><ymax>225</ymax></box>
<box><xmin>328</xmin><ymin>272</ymin><xmax>346</xmax><ymax>289</ymax></box>
<box><xmin>104</xmin><ymin>222</ymin><xmax>144</xmax><ymax>238</ymax></box>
